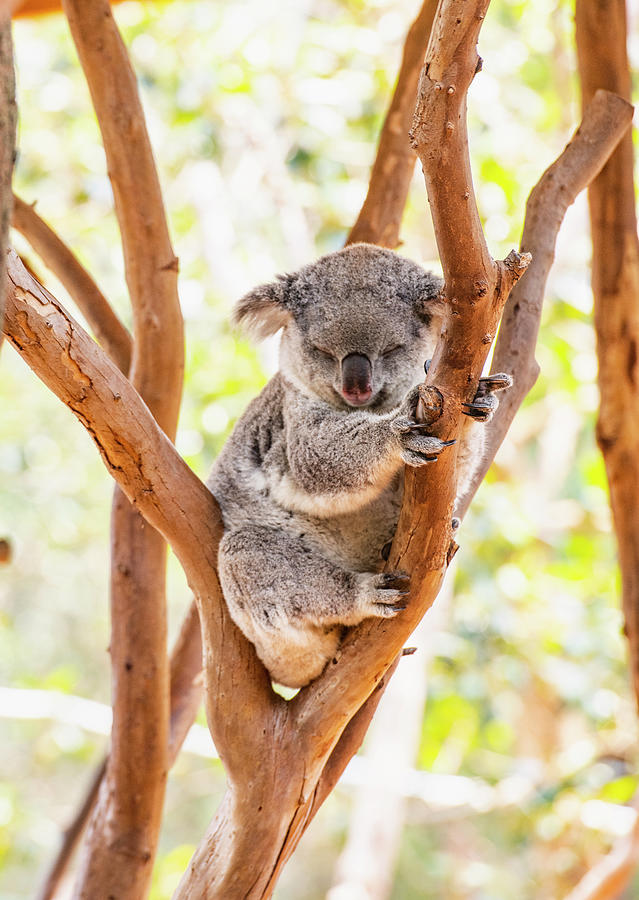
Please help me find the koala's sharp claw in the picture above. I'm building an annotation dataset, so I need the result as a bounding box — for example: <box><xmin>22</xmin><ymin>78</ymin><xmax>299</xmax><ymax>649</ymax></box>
<box><xmin>424</xmin><ymin>358</ymin><xmax>432</xmax><ymax>375</ymax></box>
<box><xmin>477</xmin><ymin>373</ymin><xmax>512</xmax><ymax>393</ymax></box>
<box><xmin>380</xmin><ymin>540</ymin><xmax>392</xmax><ymax>561</ymax></box>
<box><xmin>451</xmin><ymin>517</ymin><xmax>461</xmax><ymax>531</ymax></box>
<box><xmin>462</xmin><ymin>399</ymin><xmax>494</xmax><ymax>421</ymax></box>
<box><xmin>378</xmin><ymin>571</ymin><xmax>410</xmax><ymax>590</ymax></box>
<box><xmin>391</xmin><ymin>604</ymin><xmax>407</xmax><ymax>612</ymax></box>
<box><xmin>463</xmin><ymin>373</ymin><xmax>512</xmax><ymax>423</ymax></box>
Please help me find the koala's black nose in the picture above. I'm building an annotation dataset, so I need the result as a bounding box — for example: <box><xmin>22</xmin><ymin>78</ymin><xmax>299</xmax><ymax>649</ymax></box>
<box><xmin>341</xmin><ymin>353</ymin><xmax>373</xmax><ymax>406</ymax></box>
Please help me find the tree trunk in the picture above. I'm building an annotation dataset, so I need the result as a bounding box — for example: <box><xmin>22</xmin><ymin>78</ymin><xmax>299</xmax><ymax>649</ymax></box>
<box><xmin>576</xmin><ymin>0</ymin><xmax>639</xmax><ymax>709</ymax></box>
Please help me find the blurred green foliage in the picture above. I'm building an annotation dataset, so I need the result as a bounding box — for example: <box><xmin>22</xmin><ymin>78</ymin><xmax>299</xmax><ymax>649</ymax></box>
<box><xmin>1</xmin><ymin>0</ymin><xmax>639</xmax><ymax>898</ymax></box>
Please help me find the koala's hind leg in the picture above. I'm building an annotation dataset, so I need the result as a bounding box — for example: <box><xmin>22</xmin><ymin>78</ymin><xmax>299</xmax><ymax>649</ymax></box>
<box><xmin>218</xmin><ymin>525</ymin><xmax>409</xmax><ymax>687</ymax></box>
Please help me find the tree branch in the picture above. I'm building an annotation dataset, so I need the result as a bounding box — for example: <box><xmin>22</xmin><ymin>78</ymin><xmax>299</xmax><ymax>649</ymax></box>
<box><xmin>3</xmin><ymin>244</ymin><xmax>277</xmax><ymax>773</ymax></box>
<box><xmin>576</xmin><ymin>0</ymin><xmax>639</xmax><ymax>711</ymax></box>
<box><xmin>346</xmin><ymin>0</ymin><xmax>438</xmax><ymax>248</ymax></box>
<box><xmin>457</xmin><ymin>88</ymin><xmax>634</xmax><ymax>517</ymax></box>
<box><xmin>61</xmin><ymin>0</ymin><xmax>183</xmax><ymax>432</ymax></box>
<box><xmin>35</xmin><ymin>759</ymin><xmax>107</xmax><ymax>900</ymax></box>
<box><xmin>11</xmin><ymin>193</ymin><xmax>132</xmax><ymax>374</ymax></box>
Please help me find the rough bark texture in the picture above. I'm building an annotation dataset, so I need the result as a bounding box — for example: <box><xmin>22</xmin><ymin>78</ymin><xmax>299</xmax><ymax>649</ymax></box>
<box><xmin>12</xmin><ymin>193</ymin><xmax>132</xmax><ymax>373</ymax></box>
<box><xmin>0</xmin><ymin>13</ymin><xmax>16</xmax><ymax>349</ymax></box>
<box><xmin>576</xmin><ymin>0</ymin><xmax>639</xmax><ymax>711</ymax></box>
<box><xmin>59</xmin><ymin>0</ymin><xmax>184</xmax><ymax>896</ymax></box>
<box><xmin>346</xmin><ymin>0</ymin><xmax>438</xmax><ymax>248</ymax></box>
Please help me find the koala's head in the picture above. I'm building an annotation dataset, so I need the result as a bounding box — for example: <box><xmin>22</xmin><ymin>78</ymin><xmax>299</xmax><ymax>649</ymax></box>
<box><xmin>233</xmin><ymin>243</ymin><xmax>444</xmax><ymax>411</ymax></box>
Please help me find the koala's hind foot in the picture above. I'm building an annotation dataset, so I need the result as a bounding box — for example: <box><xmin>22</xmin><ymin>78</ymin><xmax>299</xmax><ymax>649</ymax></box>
<box><xmin>462</xmin><ymin>373</ymin><xmax>513</xmax><ymax>422</ymax></box>
<box><xmin>218</xmin><ymin>525</ymin><xmax>409</xmax><ymax>687</ymax></box>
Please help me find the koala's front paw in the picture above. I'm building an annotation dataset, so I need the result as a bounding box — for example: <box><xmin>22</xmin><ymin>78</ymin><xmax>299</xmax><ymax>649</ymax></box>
<box><xmin>357</xmin><ymin>571</ymin><xmax>411</xmax><ymax>619</ymax></box>
<box><xmin>392</xmin><ymin>388</ymin><xmax>456</xmax><ymax>466</ymax></box>
<box><xmin>462</xmin><ymin>373</ymin><xmax>513</xmax><ymax>423</ymax></box>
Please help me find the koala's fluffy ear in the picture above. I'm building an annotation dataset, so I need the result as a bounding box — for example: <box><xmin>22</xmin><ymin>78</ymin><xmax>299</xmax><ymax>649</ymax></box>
<box><xmin>232</xmin><ymin>278</ymin><xmax>292</xmax><ymax>340</ymax></box>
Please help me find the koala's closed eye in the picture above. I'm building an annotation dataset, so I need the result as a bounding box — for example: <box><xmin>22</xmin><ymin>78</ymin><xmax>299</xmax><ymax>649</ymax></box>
<box><xmin>381</xmin><ymin>344</ymin><xmax>404</xmax><ymax>357</ymax></box>
<box><xmin>312</xmin><ymin>345</ymin><xmax>336</xmax><ymax>360</ymax></box>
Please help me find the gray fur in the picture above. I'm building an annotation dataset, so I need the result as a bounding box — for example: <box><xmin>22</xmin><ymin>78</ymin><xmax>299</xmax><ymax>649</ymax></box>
<box><xmin>208</xmin><ymin>243</ymin><xmax>494</xmax><ymax>687</ymax></box>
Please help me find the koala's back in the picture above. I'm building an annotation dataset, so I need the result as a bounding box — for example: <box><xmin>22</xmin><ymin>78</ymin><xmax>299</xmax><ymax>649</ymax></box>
<box><xmin>208</xmin><ymin>373</ymin><xmax>402</xmax><ymax>573</ymax></box>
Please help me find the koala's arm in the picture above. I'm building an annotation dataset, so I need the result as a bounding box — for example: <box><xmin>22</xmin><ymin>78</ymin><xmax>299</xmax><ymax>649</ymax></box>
<box><xmin>278</xmin><ymin>387</ymin><xmax>451</xmax><ymax>515</ymax></box>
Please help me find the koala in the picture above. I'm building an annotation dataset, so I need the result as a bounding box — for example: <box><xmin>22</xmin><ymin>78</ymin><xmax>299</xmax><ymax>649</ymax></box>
<box><xmin>207</xmin><ymin>243</ymin><xmax>510</xmax><ymax>688</ymax></box>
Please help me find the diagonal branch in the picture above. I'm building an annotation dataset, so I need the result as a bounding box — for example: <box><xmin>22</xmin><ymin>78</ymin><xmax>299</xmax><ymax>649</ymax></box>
<box><xmin>458</xmin><ymin>88</ymin><xmax>634</xmax><ymax>517</ymax></box>
<box><xmin>3</xmin><ymin>247</ymin><xmax>277</xmax><ymax>761</ymax></box>
<box><xmin>11</xmin><ymin>193</ymin><xmax>132</xmax><ymax>374</ymax></box>
<box><xmin>346</xmin><ymin>0</ymin><xmax>439</xmax><ymax>248</ymax></box>
<box><xmin>564</xmin><ymin>803</ymin><xmax>639</xmax><ymax>900</ymax></box>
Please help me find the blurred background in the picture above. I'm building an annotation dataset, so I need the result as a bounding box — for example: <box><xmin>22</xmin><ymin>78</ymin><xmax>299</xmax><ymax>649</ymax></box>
<box><xmin>1</xmin><ymin>0</ymin><xmax>639</xmax><ymax>897</ymax></box>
